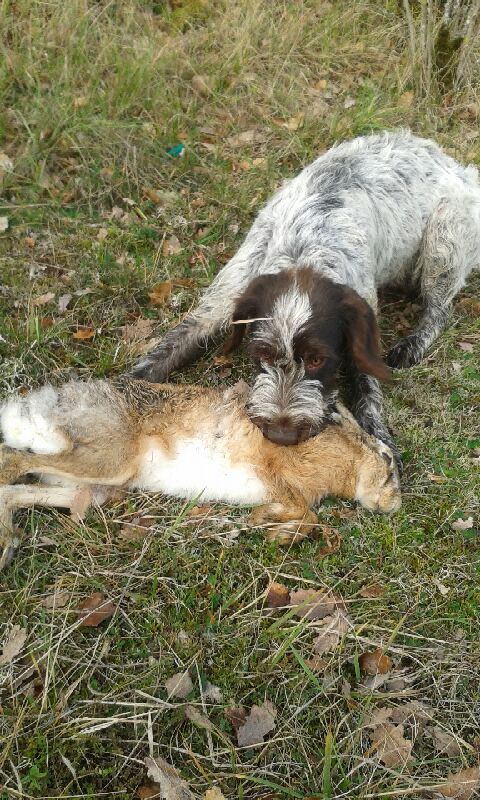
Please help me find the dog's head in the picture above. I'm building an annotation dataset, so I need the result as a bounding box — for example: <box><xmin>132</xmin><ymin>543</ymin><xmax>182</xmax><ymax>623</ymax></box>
<box><xmin>223</xmin><ymin>267</ymin><xmax>389</xmax><ymax>446</ymax></box>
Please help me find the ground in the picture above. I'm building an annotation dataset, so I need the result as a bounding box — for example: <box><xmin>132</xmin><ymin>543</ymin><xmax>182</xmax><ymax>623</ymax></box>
<box><xmin>0</xmin><ymin>1</ymin><xmax>479</xmax><ymax>798</ymax></box>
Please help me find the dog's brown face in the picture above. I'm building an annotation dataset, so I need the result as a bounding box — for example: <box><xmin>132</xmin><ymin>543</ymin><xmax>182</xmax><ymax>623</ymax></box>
<box><xmin>223</xmin><ymin>267</ymin><xmax>389</xmax><ymax>446</ymax></box>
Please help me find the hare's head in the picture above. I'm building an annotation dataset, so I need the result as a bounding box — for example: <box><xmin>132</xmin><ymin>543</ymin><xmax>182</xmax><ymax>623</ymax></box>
<box><xmin>355</xmin><ymin>441</ymin><xmax>401</xmax><ymax>514</ymax></box>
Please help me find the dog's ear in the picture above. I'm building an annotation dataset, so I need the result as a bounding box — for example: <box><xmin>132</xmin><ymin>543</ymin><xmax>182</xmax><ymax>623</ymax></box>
<box><xmin>221</xmin><ymin>293</ymin><xmax>258</xmax><ymax>356</ymax></box>
<box><xmin>341</xmin><ymin>288</ymin><xmax>390</xmax><ymax>381</ymax></box>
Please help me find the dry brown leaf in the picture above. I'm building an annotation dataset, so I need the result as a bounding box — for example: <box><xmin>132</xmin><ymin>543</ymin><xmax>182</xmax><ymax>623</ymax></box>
<box><xmin>369</xmin><ymin>722</ymin><xmax>413</xmax><ymax>767</ymax></box>
<box><xmin>0</xmin><ymin>626</ymin><xmax>27</xmax><ymax>666</ymax></box>
<box><xmin>32</xmin><ymin>292</ymin><xmax>55</xmax><ymax>306</ymax></box>
<box><xmin>436</xmin><ymin>766</ymin><xmax>480</xmax><ymax>799</ymax></box>
<box><xmin>72</xmin><ymin>326</ymin><xmax>95</xmax><ymax>340</ymax></box>
<box><xmin>290</xmin><ymin>588</ymin><xmax>342</xmax><ymax>620</ymax></box>
<box><xmin>41</xmin><ymin>591</ymin><xmax>70</xmax><ymax>609</ymax></box>
<box><xmin>187</xmin><ymin>504</ymin><xmax>214</xmax><ymax>519</ymax></box>
<box><xmin>236</xmin><ymin>701</ymin><xmax>277</xmax><ymax>747</ymax></box>
<box><xmin>203</xmin><ymin>789</ymin><xmax>226</xmax><ymax>800</ymax></box>
<box><xmin>119</xmin><ymin>516</ymin><xmax>154</xmax><ymax>543</ymax></box>
<box><xmin>162</xmin><ymin>235</ymin><xmax>183</xmax><ymax>256</ymax></box>
<box><xmin>367</xmin><ymin>701</ymin><xmax>431</xmax><ymax>730</ymax></box>
<box><xmin>148</xmin><ymin>283</ymin><xmax>173</xmax><ymax>306</ymax></box>
<box><xmin>399</xmin><ymin>90</ymin><xmax>414</xmax><ymax>109</ymax></box>
<box><xmin>24</xmin><ymin>235</ymin><xmax>36</xmax><ymax>248</ymax></box>
<box><xmin>359</xmin><ymin>648</ymin><xmax>392</xmax><ymax>676</ymax></box>
<box><xmin>70</xmin><ymin>487</ymin><xmax>93</xmax><ymax>522</ymax></box>
<box><xmin>312</xmin><ymin>610</ymin><xmax>352</xmax><ymax>654</ymax></box>
<box><xmin>426</xmin><ymin>725</ymin><xmax>462</xmax><ymax>757</ymax></box>
<box><xmin>457</xmin><ymin>297</ymin><xmax>480</xmax><ymax>316</ymax></box>
<box><xmin>304</xmin><ymin>656</ymin><xmax>328</xmax><ymax>673</ymax></box>
<box><xmin>451</xmin><ymin>516</ymin><xmax>474</xmax><ymax>531</ymax></box>
<box><xmin>0</xmin><ymin>216</ymin><xmax>8</xmax><ymax>232</ymax></box>
<box><xmin>212</xmin><ymin>354</ymin><xmax>233</xmax><ymax>368</ymax></box>
<box><xmin>77</xmin><ymin>592</ymin><xmax>116</xmax><ymax>627</ymax></box>
<box><xmin>225</xmin><ymin>706</ymin><xmax>247</xmax><ymax>731</ymax></box>
<box><xmin>122</xmin><ymin>318</ymin><xmax>155</xmax><ymax>343</ymax></box>
<box><xmin>315</xmin><ymin>78</ymin><xmax>328</xmax><ymax>90</ymax></box>
<box><xmin>73</xmin><ymin>95</ymin><xmax>88</xmax><ymax>108</ymax></box>
<box><xmin>226</xmin><ymin>129</ymin><xmax>266</xmax><ymax>148</ymax></box>
<box><xmin>164</xmin><ymin>670</ymin><xmax>193</xmax><ymax>699</ymax></box>
<box><xmin>318</xmin><ymin>527</ymin><xmax>343</xmax><ymax>557</ymax></box>
<box><xmin>185</xmin><ymin>705</ymin><xmax>213</xmax><ymax>730</ymax></box>
<box><xmin>273</xmin><ymin>113</ymin><xmax>305</xmax><ymax>131</ymax></box>
<box><xmin>39</xmin><ymin>316</ymin><xmax>54</xmax><ymax>329</ymax></box>
<box><xmin>428</xmin><ymin>473</ymin><xmax>447</xmax><ymax>484</ymax></box>
<box><xmin>191</xmin><ymin>74</ymin><xmax>212</xmax><ymax>95</ymax></box>
<box><xmin>136</xmin><ymin>783</ymin><xmax>161</xmax><ymax>799</ymax></box>
<box><xmin>266</xmin><ymin>582</ymin><xmax>291</xmax><ymax>609</ymax></box>
<box><xmin>343</xmin><ymin>96</ymin><xmax>356</xmax><ymax>109</ymax></box>
<box><xmin>359</xmin><ymin>583</ymin><xmax>386</xmax><ymax>598</ymax></box>
<box><xmin>145</xmin><ymin>756</ymin><xmax>194</xmax><ymax>800</ymax></box>
<box><xmin>58</xmin><ymin>293</ymin><xmax>72</xmax><ymax>313</ymax></box>
<box><xmin>459</xmin><ymin>341</ymin><xmax>474</xmax><ymax>353</ymax></box>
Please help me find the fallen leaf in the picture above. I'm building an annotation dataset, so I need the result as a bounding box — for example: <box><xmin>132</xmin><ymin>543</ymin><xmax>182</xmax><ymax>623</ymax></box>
<box><xmin>359</xmin><ymin>583</ymin><xmax>386</xmax><ymax>598</ymax></box>
<box><xmin>369</xmin><ymin>722</ymin><xmax>413</xmax><ymax>767</ymax></box>
<box><xmin>203</xmin><ymin>681</ymin><xmax>223</xmax><ymax>702</ymax></box>
<box><xmin>143</xmin><ymin>188</ymin><xmax>177</xmax><ymax>206</ymax></box>
<box><xmin>366</xmin><ymin>701</ymin><xmax>431</xmax><ymax>731</ymax></box>
<box><xmin>457</xmin><ymin>297</ymin><xmax>480</xmax><ymax>316</ymax></box>
<box><xmin>398</xmin><ymin>90</ymin><xmax>414</xmax><ymax>109</ymax></box>
<box><xmin>58</xmin><ymin>293</ymin><xmax>72</xmax><ymax>313</ymax></box>
<box><xmin>451</xmin><ymin>516</ymin><xmax>474</xmax><ymax>531</ymax></box>
<box><xmin>366</xmin><ymin>706</ymin><xmax>396</xmax><ymax>728</ymax></box>
<box><xmin>304</xmin><ymin>656</ymin><xmax>328</xmax><ymax>673</ymax></box>
<box><xmin>315</xmin><ymin>78</ymin><xmax>328</xmax><ymax>90</ymax></box>
<box><xmin>0</xmin><ymin>152</ymin><xmax>14</xmax><ymax>172</ymax></box>
<box><xmin>318</xmin><ymin>527</ymin><xmax>343</xmax><ymax>557</ymax></box>
<box><xmin>100</xmin><ymin>166</ymin><xmax>114</xmax><ymax>180</ymax></box>
<box><xmin>191</xmin><ymin>74</ymin><xmax>213</xmax><ymax>95</ymax></box>
<box><xmin>436</xmin><ymin>765</ymin><xmax>480</xmax><ymax>799</ymax></box>
<box><xmin>41</xmin><ymin>591</ymin><xmax>70</xmax><ymax>609</ymax></box>
<box><xmin>39</xmin><ymin>316</ymin><xmax>54</xmax><ymax>329</ymax></box>
<box><xmin>203</xmin><ymin>789</ymin><xmax>226</xmax><ymax>800</ymax></box>
<box><xmin>185</xmin><ymin>705</ymin><xmax>213</xmax><ymax>730</ymax></box>
<box><xmin>359</xmin><ymin>648</ymin><xmax>392</xmax><ymax>676</ymax></box>
<box><xmin>119</xmin><ymin>516</ymin><xmax>154</xmax><ymax>543</ymax></box>
<box><xmin>225</xmin><ymin>706</ymin><xmax>247</xmax><ymax>731</ymax></box>
<box><xmin>162</xmin><ymin>235</ymin><xmax>183</xmax><ymax>256</ymax></box>
<box><xmin>145</xmin><ymin>755</ymin><xmax>194</xmax><ymax>800</ymax></box>
<box><xmin>236</xmin><ymin>701</ymin><xmax>277</xmax><ymax>747</ymax></box>
<box><xmin>187</xmin><ymin>504</ymin><xmax>214</xmax><ymax>519</ymax></box>
<box><xmin>77</xmin><ymin>592</ymin><xmax>116</xmax><ymax>627</ymax></box>
<box><xmin>312</xmin><ymin>610</ymin><xmax>352</xmax><ymax>654</ymax></box>
<box><xmin>164</xmin><ymin>670</ymin><xmax>193</xmax><ymax>699</ymax></box>
<box><xmin>433</xmin><ymin>579</ymin><xmax>450</xmax><ymax>596</ymax></box>
<box><xmin>122</xmin><ymin>318</ymin><xmax>155</xmax><ymax>343</ymax></box>
<box><xmin>290</xmin><ymin>588</ymin><xmax>342</xmax><ymax>620</ymax></box>
<box><xmin>226</xmin><ymin>129</ymin><xmax>266</xmax><ymax>148</ymax></box>
<box><xmin>343</xmin><ymin>96</ymin><xmax>356</xmax><ymax>109</ymax></box>
<box><xmin>274</xmin><ymin>113</ymin><xmax>304</xmax><ymax>131</ymax></box>
<box><xmin>0</xmin><ymin>216</ymin><xmax>8</xmax><ymax>232</ymax></box>
<box><xmin>136</xmin><ymin>783</ymin><xmax>161</xmax><ymax>799</ymax></box>
<box><xmin>148</xmin><ymin>283</ymin><xmax>173</xmax><ymax>306</ymax></box>
<box><xmin>426</xmin><ymin>725</ymin><xmax>462</xmax><ymax>756</ymax></box>
<box><xmin>97</xmin><ymin>227</ymin><xmax>108</xmax><ymax>241</ymax></box>
<box><xmin>73</xmin><ymin>95</ymin><xmax>88</xmax><ymax>108</ymax></box>
<box><xmin>24</xmin><ymin>235</ymin><xmax>36</xmax><ymax>248</ymax></box>
<box><xmin>32</xmin><ymin>292</ymin><xmax>55</xmax><ymax>306</ymax></box>
<box><xmin>70</xmin><ymin>487</ymin><xmax>92</xmax><ymax>522</ymax></box>
<box><xmin>266</xmin><ymin>582</ymin><xmax>291</xmax><ymax>608</ymax></box>
<box><xmin>0</xmin><ymin>626</ymin><xmax>27</xmax><ymax>665</ymax></box>
<box><xmin>72</xmin><ymin>326</ymin><xmax>95</xmax><ymax>340</ymax></box>
<box><xmin>212</xmin><ymin>354</ymin><xmax>233</xmax><ymax>368</ymax></box>
<box><xmin>428</xmin><ymin>473</ymin><xmax>447</xmax><ymax>484</ymax></box>
<box><xmin>458</xmin><ymin>341</ymin><xmax>474</xmax><ymax>353</ymax></box>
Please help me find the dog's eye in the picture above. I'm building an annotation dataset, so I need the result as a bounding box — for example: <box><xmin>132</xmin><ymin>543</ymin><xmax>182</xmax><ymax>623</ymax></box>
<box><xmin>305</xmin><ymin>355</ymin><xmax>326</xmax><ymax>370</ymax></box>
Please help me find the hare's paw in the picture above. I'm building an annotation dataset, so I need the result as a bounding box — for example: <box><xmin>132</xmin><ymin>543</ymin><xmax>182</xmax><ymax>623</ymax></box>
<box><xmin>248</xmin><ymin>504</ymin><xmax>317</xmax><ymax>545</ymax></box>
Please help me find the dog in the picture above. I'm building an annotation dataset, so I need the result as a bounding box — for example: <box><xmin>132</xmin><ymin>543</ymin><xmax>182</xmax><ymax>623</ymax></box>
<box><xmin>0</xmin><ymin>377</ymin><xmax>400</xmax><ymax>568</ymax></box>
<box><xmin>130</xmin><ymin>130</ymin><xmax>480</xmax><ymax>464</ymax></box>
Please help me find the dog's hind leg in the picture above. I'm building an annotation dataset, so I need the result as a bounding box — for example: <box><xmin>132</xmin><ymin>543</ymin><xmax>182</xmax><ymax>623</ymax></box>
<box><xmin>129</xmin><ymin>220</ymin><xmax>273</xmax><ymax>382</ymax></box>
<box><xmin>386</xmin><ymin>192</ymin><xmax>480</xmax><ymax>369</ymax></box>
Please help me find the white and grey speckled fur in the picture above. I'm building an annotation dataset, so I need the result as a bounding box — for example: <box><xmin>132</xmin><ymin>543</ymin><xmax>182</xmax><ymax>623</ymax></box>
<box><xmin>131</xmin><ymin>131</ymin><xmax>480</xmax><ymax>459</ymax></box>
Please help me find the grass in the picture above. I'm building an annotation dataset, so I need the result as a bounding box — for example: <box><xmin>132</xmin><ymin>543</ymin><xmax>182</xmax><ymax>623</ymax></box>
<box><xmin>0</xmin><ymin>0</ymin><xmax>479</xmax><ymax>797</ymax></box>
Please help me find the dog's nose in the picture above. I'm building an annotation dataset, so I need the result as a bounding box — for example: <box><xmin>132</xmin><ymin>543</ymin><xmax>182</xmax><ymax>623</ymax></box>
<box><xmin>261</xmin><ymin>422</ymin><xmax>310</xmax><ymax>446</ymax></box>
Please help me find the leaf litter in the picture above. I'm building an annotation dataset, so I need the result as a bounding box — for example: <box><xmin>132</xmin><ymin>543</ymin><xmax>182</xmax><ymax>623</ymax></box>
<box><xmin>0</xmin><ymin>626</ymin><xmax>27</xmax><ymax>666</ymax></box>
<box><xmin>164</xmin><ymin>670</ymin><xmax>193</xmax><ymax>699</ymax></box>
<box><xmin>77</xmin><ymin>592</ymin><xmax>116</xmax><ymax>627</ymax></box>
<box><xmin>144</xmin><ymin>756</ymin><xmax>194</xmax><ymax>800</ymax></box>
<box><xmin>235</xmin><ymin>700</ymin><xmax>277</xmax><ymax>747</ymax></box>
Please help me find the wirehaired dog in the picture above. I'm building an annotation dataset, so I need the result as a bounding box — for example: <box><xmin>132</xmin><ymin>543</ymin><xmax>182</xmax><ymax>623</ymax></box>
<box><xmin>0</xmin><ymin>377</ymin><xmax>400</xmax><ymax>568</ymax></box>
<box><xmin>131</xmin><ymin>131</ymin><xmax>480</xmax><ymax>461</ymax></box>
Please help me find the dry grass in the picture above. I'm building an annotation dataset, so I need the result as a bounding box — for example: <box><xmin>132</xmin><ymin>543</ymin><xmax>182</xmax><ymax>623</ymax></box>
<box><xmin>0</xmin><ymin>1</ymin><xmax>480</xmax><ymax>798</ymax></box>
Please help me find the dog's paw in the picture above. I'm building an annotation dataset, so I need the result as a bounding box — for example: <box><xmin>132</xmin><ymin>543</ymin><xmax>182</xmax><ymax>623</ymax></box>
<box><xmin>386</xmin><ymin>337</ymin><xmax>422</xmax><ymax>369</ymax></box>
<box><xmin>248</xmin><ymin>504</ymin><xmax>317</xmax><ymax>545</ymax></box>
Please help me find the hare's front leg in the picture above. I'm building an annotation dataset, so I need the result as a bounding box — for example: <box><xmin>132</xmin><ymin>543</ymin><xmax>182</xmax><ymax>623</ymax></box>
<box><xmin>248</xmin><ymin>500</ymin><xmax>317</xmax><ymax>545</ymax></box>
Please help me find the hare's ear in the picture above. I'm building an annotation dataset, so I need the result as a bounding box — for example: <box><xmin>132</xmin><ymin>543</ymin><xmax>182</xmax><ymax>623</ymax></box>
<box><xmin>221</xmin><ymin>295</ymin><xmax>258</xmax><ymax>356</ymax></box>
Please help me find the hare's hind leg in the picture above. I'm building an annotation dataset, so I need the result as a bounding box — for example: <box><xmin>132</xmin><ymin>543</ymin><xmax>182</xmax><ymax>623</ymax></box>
<box><xmin>0</xmin><ymin>484</ymin><xmax>82</xmax><ymax>569</ymax></box>
<box><xmin>248</xmin><ymin>501</ymin><xmax>317</xmax><ymax>545</ymax></box>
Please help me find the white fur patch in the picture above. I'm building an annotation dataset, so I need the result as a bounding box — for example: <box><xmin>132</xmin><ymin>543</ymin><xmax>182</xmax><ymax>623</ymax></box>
<box><xmin>134</xmin><ymin>436</ymin><xmax>267</xmax><ymax>505</ymax></box>
<box><xmin>0</xmin><ymin>388</ymin><xmax>68</xmax><ymax>455</ymax></box>
<box><xmin>270</xmin><ymin>284</ymin><xmax>312</xmax><ymax>357</ymax></box>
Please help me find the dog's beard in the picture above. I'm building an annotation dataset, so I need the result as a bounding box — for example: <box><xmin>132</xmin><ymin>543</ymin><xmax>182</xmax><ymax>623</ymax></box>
<box><xmin>246</xmin><ymin>363</ymin><xmax>337</xmax><ymax>440</ymax></box>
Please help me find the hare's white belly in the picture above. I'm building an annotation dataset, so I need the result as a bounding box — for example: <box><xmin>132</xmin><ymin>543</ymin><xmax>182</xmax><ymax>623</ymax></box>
<box><xmin>134</xmin><ymin>436</ymin><xmax>267</xmax><ymax>505</ymax></box>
